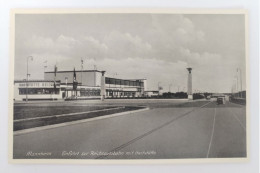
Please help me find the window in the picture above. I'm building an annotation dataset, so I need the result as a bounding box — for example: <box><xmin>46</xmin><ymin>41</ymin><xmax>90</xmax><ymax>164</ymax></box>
<box><xmin>124</xmin><ymin>80</ymin><xmax>129</xmax><ymax>86</ymax></box>
<box><xmin>105</xmin><ymin>78</ymin><xmax>110</xmax><ymax>84</ymax></box>
<box><xmin>110</xmin><ymin>78</ymin><xmax>115</xmax><ymax>85</ymax></box>
<box><xmin>116</xmin><ymin>79</ymin><xmax>121</xmax><ymax>85</ymax></box>
<box><xmin>19</xmin><ymin>88</ymin><xmax>60</xmax><ymax>95</ymax></box>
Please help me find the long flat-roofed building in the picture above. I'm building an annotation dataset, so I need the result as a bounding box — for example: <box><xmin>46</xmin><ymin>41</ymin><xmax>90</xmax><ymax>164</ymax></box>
<box><xmin>13</xmin><ymin>69</ymin><xmax>148</xmax><ymax>101</ymax></box>
<box><xmin>44</xmin><ymin>69</ymin><xmax>147</xmax><ymax>99</ymax></box>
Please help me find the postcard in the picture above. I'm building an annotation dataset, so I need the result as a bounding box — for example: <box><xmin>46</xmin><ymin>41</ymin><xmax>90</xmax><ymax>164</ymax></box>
<box><xmin>9</xmin><ymin>8</ymin><xmax>249</xmax><ymax>164</ymax></box>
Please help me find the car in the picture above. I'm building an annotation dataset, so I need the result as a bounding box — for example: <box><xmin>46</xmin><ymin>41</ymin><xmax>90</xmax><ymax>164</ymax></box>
<box><xmin>217</xmin><ymin>97</ymin><xmax>226</xmax><ymax>105</ymax></box>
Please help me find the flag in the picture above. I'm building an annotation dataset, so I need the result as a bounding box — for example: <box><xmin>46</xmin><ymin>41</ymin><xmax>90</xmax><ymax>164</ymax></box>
<box><xmin>73</xmin><ymin>67</ymin><xmax>78</xmax><ymax>90</ymax></box>
<box><xmin>73</xmin><ymin>67</ymin><xmax>76</xmax><ymax>81</ymax></box>
<box><xmin>53</xmin><ymin>65</ymin><xmax>57</xmax><ymax>89</ymax></box>
<box><xmin>81</xmin><ymin>59</ymin><xmax>84</xmax><ymax>69</ymax></box>
<box><xmin>54</xmin><ymin>65</ymin><xmax>57</xmax><ymax>77</ymax></box>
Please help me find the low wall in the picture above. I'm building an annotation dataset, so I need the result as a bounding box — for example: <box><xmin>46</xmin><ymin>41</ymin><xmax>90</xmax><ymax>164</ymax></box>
<box><xmin>230</xmin><ymin>97</ymin><xmax>246</xmax><ymax>105</ymax></box>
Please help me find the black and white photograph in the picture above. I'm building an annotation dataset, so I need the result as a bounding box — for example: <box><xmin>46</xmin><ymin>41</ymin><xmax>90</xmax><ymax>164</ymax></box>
<box><xmin>10</xmin><ymin>9</ymin><xmax>248</xmax><ymax>163</ymax></box>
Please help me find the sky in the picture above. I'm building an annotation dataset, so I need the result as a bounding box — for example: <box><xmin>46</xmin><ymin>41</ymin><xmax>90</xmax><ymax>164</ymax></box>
<box><xmin>14</xmin><ymin>13</ymin><xmax>246</xmax><ymax>93</ymax></box>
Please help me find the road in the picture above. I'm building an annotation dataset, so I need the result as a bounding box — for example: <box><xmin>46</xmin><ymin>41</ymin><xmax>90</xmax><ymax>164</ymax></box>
<box><xmin>13</xmin><ymin>100</ymin><xmax>247</xmax><ymax>159</ymax></box>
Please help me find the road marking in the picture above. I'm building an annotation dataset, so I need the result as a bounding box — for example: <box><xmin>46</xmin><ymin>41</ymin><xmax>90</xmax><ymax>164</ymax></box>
<box><xmin>228</xmin><ymin>109</ymin><xmax>246</xmax><ymax>132</ymax></box>
<box><xmin>14</xmin><ymin>107</ymin><xmax>149</xmax><ymax>136</ymax></box>
<box><xmin>96</xmin><ymin>101</ymin><xmax>212</xmax><ymax>159</ymax></box>
<box><xmin>14</xmin><ymin>107</ymin><xmax>125</xmax><ymax>122</ymax></box>
<box><xmin>207</xmin><ymin>107</ymin><xmax>216</xmax><ymax>158</ymax></box>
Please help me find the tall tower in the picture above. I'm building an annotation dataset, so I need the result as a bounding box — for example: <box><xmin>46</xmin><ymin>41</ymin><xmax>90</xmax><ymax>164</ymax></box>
<box><xmin>187</xmin><ymin>67</ymin><xmax>193</xmax><ymax>100</ymax></box>
<box><xmin>100</xmin><ymin>71</ymin><xmax>106</xmax><ymax>101</ymax></box>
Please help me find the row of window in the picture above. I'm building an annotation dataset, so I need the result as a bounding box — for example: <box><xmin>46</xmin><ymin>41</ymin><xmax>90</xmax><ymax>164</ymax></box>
<box><xmin>80</xmin><ymin>90</ymin><xmax>100</xmax><ymax>96</ymax></box>
<box><xmin>19</xmin><ymin>88</ymin><xmax>60</xmax><ymax>95</ymax></box>
<box><xmin>18</xmin><ymin>82</ymin><xmax>57</xmax><ymax>87</ymax></box>
<box><xmin>105</xmin><ymin>78</ymin><xmax>144</xmax><ymax>87</ymax></box>
<box><xmin>106</xmin><ymin>91</ymin><xmax>136</xmax><ymax>97</ymax></box>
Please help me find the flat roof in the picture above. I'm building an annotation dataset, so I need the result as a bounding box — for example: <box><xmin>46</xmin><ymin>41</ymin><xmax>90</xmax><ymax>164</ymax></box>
<box><xmin>105</xmin><ymin>77</ymin><xmax>146</xmax><ymax>81</ymax></box>
<box><xmin>14</xmin><ymin>80</ymin><xmax>61</xmax><ymax>83</ymax></box>
<box><xmin>45</xmin><ymin>70</ymin><xmax>104</xmax><ymax>73</ymax></box>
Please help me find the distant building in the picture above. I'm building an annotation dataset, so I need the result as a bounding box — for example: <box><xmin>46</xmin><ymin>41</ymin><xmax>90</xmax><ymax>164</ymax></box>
<box><xmin>144</xmin><ymin>90</ymin><xmax>159</xmax><ymax>97</ymax></box>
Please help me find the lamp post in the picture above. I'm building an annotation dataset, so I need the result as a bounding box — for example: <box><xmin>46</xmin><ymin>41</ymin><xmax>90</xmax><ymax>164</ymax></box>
<box><xmin>234</xmin><ymin>75</ymin><xmax>238</xmax><ymax>97</ymax></box>
<box><xmin>169</xmin><ymin>84</ymin><xmax>172</xmax><ymax>92</ymax></box>
<box><xmin>43</xmin><ymin>60</ymin><xmax>47</xmax><ymax>74</ymax></box>
<box><xmin>237</xmin><ymin>68</ymin><xmax>243</xmax><ymax>98</ymax></box>
<box><xmin>81</xmin><ymin>58</ymin><xmax>84</xmax><ymax>86</ymax></box>
<box><xmin>158</xmin><ymin>82</ymin><xmax>161</xmax><ymax>97</ymax></box>
<box><xmin>26</xmin><ymin>56</ymin><xmax>33</xmax><ymax>102</ymax></box>
<box><xmin>158</xmin><ymin>82</ymin><xmax>161</xmax><ymax>91</ymax></box>
<box><xmin>94</xmin><ymin>64</ymin><xmax>97</xmax><ymax>87</ymax></box>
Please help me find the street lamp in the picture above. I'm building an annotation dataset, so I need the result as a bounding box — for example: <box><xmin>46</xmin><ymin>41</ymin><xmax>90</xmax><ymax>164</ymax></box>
<box><xmin>237</xmin><ymin>68</ymin><xmax>243</xmax><ymax>98</ymax></box>
<box><xmin>43</xmin><ymin>60</ymin><xmax>47</xmax><ymax>73</ymax></box>
<box><xmin>158</xmin><ymin>82</ymin><xmax>161</xmax><ymax>91</ymax></box>
<box><xmin>169</xmin><ymin>83</ymin><xmax>172</xmax><ymax>92</ymax></box>
<box><xmin>234</xmin><ymin>75</ymin><xmax>239</xmax><ymax>97</ymax></box>
<box><xmin>26</xmin><ymin>56</ymin><xmax>33</xmax><ymax>102</ymax></box>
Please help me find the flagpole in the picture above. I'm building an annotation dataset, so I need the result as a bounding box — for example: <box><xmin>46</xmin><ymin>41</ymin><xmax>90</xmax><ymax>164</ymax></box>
<box><xmin>81</xmin><ymin>58</ymin><xmax>83</xmax><ymax>86</ymax></box>
<box><xmin>26</xmin><ymin>56</ymin><xmax>33</xmax><ymax>102</ymax></box>
<box><xmin>43</xmin><ymin>60</ymin><xmax>47</xmax><ymax>76</ymax></box>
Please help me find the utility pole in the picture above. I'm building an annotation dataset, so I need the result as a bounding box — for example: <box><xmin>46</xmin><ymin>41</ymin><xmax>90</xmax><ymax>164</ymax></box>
<box><xmin>43</xmin><ymin>60</ymin><xmax>47</xmax><ymax>73</ymax></box>
<box><xmin>81</xmin><ymin>58</ymin><xmax>84</xmax><ymax>86</ymax></box>
<box><xmin>169</xmin><ymin>84</ymin><xmax>172</xmax><ymax>92</ymax></box>
<box><xmin>26</xmin><ymin>56</ymin><xmax>33</xmax><ymax>102</ymax></box>
<box><xmin>94</xmin><ymin>64</ymin><xmax>97</xmax><ymax>87</ymax></box>
<box><xmin>237</xmin><ymin>68</ymin><xmax>243</xmax><ymax>98</ymax></box>
<box><xmin>158</xmin><ymin>82</ymin><xmax>161</xmax><ymax>91</ymax></box>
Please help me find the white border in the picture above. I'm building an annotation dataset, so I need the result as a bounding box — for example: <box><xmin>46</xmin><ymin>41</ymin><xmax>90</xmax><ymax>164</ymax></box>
<box><xmin>8</xmin><ymin>8</ymin><xmax>250</xmax><ymax>165</ymax></box>
<box><xmin>0</xmin><ymin>1</ymin><xmax>258</xmax><ymax>172</ymax></box>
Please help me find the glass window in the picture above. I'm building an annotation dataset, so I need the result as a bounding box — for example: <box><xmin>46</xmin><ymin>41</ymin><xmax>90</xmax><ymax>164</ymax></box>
<box><xmin>116</xmin><ymin>79</ymin><xmax>121</xmax><ymax>85</ymax></box>
<box><xmin>110</xmin><ymin>78</ymin><xmax>115</xmax><ymax>85</ymax></box>
<box><xmin>105</xmin><ymin>78</ymin><xmax>110</xmax><ymax>84</ymax></box>
<box><xmin>124</xmin><ymin>80</ymin><xmax>129</xmax><ymax>86</ymax></box>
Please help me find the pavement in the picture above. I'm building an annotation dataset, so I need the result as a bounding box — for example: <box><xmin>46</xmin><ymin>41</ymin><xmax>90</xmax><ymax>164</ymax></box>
<box><xmin>13</xmin><ymin>100</ymin><xmax>247</xmax><ymax>159</ymax></box>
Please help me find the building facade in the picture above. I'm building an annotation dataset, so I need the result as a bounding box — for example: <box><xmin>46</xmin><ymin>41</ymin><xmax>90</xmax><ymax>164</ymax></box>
<box><xmin>14</xmin><ymin>80</ymin><xmax>62</xmax><ymax>101</ymax></box>
<box><xmin>13</xmin><ymin>70</ymin><xmax>148</xmax><ymax>101</ymax></box>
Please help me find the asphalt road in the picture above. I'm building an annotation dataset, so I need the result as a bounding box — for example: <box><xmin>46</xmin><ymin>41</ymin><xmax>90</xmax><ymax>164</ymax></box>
<box><xmin>13</xmin><ymin>100</ymin><xmax>246</xmax><ymax>159</ymax></box>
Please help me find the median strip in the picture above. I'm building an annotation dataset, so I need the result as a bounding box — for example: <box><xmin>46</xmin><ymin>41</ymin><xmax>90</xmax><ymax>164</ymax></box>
<box><xmin>14</xmin><ymin>107</ymin><xmax>149</xmax><ymax>136</ymax></box>
<box><xmin>14</xmin><ymin>107</ymin><xmax>125</xmax><ymax>123</ymax></box>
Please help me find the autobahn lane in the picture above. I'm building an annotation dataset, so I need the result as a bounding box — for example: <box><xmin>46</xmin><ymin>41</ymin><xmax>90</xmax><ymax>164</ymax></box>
<box><xmin>106</xmin><ymin>102</ymin><xmax>216</xmax><ymax>159</ymax></box>
<box><xmin>207</xmin><ymin>102</ymin><xmax>246</xmax><ymax>158</ymax></box>
<box><xmin>13</xmin><ymin>100</ymin><xmax>247</xmax><ymax>159</ymax></box>
<box><xmin>105</xmin><ymin>101</ymin><xmax>246</xmax><ymax>159</ymax></box>
<box><xmin>13</xmin><ymin>105</ymin><xmax>193</xmax><ymax>159</ymax></box>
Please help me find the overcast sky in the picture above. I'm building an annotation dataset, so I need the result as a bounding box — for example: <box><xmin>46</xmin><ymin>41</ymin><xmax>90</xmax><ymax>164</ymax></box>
<box><xmin>14</xmin><ymin>13</ymin><xmax>246</xmax><ymax>93</ymax></box>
